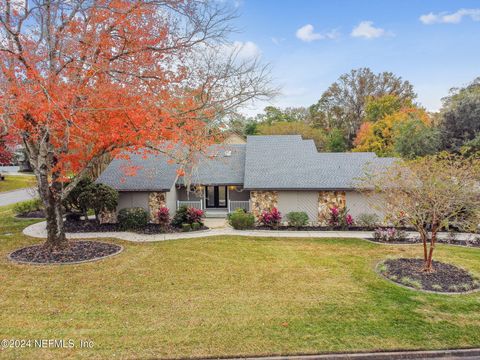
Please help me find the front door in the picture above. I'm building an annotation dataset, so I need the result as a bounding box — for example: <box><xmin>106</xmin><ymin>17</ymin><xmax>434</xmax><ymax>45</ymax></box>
<box><xmin>205</xmin><ymin>186</ymin><xmax>227</xmax><ymax>208</ymax></box>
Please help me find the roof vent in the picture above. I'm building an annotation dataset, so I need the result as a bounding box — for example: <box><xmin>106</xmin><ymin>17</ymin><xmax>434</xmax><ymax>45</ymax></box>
<box><xmin>224</xmin><ymin>150</ymin><xmax>232</xmax><ymax>157</ymax></box>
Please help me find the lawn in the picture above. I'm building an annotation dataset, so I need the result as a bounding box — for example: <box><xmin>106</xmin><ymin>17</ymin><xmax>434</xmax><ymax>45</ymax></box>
<box><xmin>0</xmin><ymin>175</ymin><xmax>36</xmax><ymax>193</ymax></box>
<box><xmin>1</xmin><ymin>205</ymin><xmax>480</xmax><ymax>359</ymax></box>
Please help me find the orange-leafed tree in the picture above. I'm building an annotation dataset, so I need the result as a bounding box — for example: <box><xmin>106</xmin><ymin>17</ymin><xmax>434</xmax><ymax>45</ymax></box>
<box><xmin>0</xmin><ymin>0</ymin><xmax>273</xmax><ymax>249</ymax></box>
<box><xmin>353</xmin><ymin>107</ymin><xmax>431</xmax><ymax>157</ymax></box>
<box><xmin>0</xmin><ymin>133</ymin><xmax>12</xmax><ymax>165</ymax></box>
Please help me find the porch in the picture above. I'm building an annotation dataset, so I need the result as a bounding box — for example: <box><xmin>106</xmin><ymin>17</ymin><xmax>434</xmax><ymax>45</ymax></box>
<box><xmin>175</xmin><ymin>185</ymin><xmax>250</xmax><ymax>217</ymax></box>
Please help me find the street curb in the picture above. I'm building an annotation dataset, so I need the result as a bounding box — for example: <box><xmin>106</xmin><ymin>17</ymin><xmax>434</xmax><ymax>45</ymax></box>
<box><xmin>200</xmin><ymin>348</ymin><xmax>480</xmax><ymax>360</ymax></box>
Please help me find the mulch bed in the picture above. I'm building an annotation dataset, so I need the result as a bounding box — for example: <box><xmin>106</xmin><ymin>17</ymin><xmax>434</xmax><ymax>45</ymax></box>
<box><xmin>16</xmin><ymin>210</ymin><xmax>45</xmax><ymax>218</ymax></box>
<box><xmin>64</xmin><ymin>219</ymin><xmax>208</xmax><ymax>234</ymax></box>
<box><xmin>9</xmin><ymin>241</ymin><xmax>122</xmax><ymax>265</ymax></box>
<box><xmin>254</xmin><ymin>225</ymin><xmax>413</xmax><ymax>231</ymax></box>
<box><xmin>379</xmin><ymin>258</ymin><xmax>480</xmax><ymax>293</ymax></box>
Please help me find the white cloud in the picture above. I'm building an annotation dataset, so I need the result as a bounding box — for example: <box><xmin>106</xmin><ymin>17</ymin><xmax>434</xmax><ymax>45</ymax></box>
<box><xmin>225</xmin><ymin>41</ymin><xmax>261</xmax><ymax>60</ymax></box>
<box><xmin>420</xmin><ymin>8</ymin><xmax>480</xmax><ymax>24</ymax></box>
<box><xmin>295</xmin><ymin>24</ymin><xmax>339</xmax><ymax>42</ymax></box>
<box><xmin>351</xmin><ymin>21</ymin><xmax>388</xmax><ymax>39</ymax></box>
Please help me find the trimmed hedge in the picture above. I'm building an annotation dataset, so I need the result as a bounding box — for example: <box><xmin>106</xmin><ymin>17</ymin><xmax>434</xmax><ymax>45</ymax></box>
<box><xmin>286</xmin><ymin>211</ymin><xmax>309</xmax><ymax>227</ymax></box>
<box><xmin>118</xmin><ymin>207</ymin><xmax>149</xmax><ymax>230</ymax></box>
<box><xmin>227</xmin><ymin>209</ymin><xmax>255</xmax><ymax>230</ymax></box>
<box><xmin>13</xmin><ymin>198</ymin><xmax>43</xmax><ymax>215</ymax></box>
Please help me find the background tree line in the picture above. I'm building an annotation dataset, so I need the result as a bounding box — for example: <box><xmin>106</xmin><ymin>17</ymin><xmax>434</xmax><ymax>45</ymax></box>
<box><xmin>229</xmin><ymin>67</ymin><xmax>480</xmax><ymax>159</ymax></box>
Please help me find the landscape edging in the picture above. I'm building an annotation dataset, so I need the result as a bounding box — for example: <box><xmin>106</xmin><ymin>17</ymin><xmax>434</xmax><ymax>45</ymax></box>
<box><xmin>374</xmin><ymin>259</ymin><xmax>480</xmax><ymax>295</ymax></box>
<box><xmin>7</xmin><ymin>242</ymin><xmax>124</xmax><ymax>266</ymax></box>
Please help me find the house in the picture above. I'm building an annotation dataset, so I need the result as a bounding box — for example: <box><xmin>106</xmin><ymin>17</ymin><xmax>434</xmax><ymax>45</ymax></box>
<box><xmin>97</xmin><ymin>135</ymin><xmax>395</xmax><ymax>224</ymax></box>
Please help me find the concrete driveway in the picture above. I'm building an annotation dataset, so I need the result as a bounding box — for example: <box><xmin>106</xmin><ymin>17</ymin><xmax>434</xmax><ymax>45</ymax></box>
<box><xmin>0</xmin><ymin>188</ymin><xmax>36</xmax><ymax>206</ymax></box>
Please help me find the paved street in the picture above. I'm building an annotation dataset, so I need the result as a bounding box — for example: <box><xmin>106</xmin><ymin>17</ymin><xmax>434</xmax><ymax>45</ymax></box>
<box><xmin>0</xmin><ymin>188</ymin><xmax>36</xmax><ymax>206</ymax></box>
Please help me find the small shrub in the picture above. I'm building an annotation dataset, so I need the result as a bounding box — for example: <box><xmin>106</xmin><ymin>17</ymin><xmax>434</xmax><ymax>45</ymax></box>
<box><xmin>157</xmin><ymin>207</ymin><xmax>170</xmax><ymax>229</ymax></box>
<box><xmin>118</xmin><ymin>207</ymin><xmax>149</xmax><ymax>230</ymax></box>
<box><xmin>258</xmin><ymin>207</ymin><xmax>282</xmax><ymax>228</ymax></box>
<box><xmin>181</xmin><ymin>223</ymin><xmax>191</xmax><ymax>232</ymax></box>
<box><xmin>13</xmin><ymin>198</ymin><xmax>43</xmax><ymax>215</ymax></box>
<box><xmin>373</xmin><ymin>227</ymin><xmax>407</xmax><ymax>242</ymax></box>
<box><xmin>171</xmin><ymin>206</ymin><xmax>204</xmax><ymax>227</ymax></box>
<box><xmin>186</xmin><ymin>207</ymin><xmax>204</xmax><ymax>225</ymax></box>
<box><xmin>62</xmin><ymin>177</ymin><xmax>93</xmax><ymax>215</ymax></box>
<box><xmin>459</xmin><ymin>283</ymin><xmax>472</xmax><ymax>292</ymax></box>
<box><xmin>431</xmin><ymin>284</ymin><xmax>443</xmax><ymax>291</ymax></box>
<box><xmin>357</xmin><ymin>213</ymin><xmax>380</xmax><ymax>228</ymax></box>
<box><xmin>78</xmin><ymin>183</ymin><xmax>119</xmax><ymax>221</ymax></box>
<box><xmin>228</xmin><ymin>209</ymin><xmax>255</xmax><ymax>230</ymax></box>
<box><xmin>286</xmin><ymin>211</ymin><xmax>309</xmax><ymax>228</ymax></box>
<box><xmin>171</xmin><ymin>206</ymin><xmax>189</xmax><ymax>227</ymax></box>
<box><xmin>191</xmin><ymin>222</ymin><xmax>202</xmax><ymax>231</ymax></box>
<box><xmin>329</xmin><ymin>207</ymin><xmax>354</xmax><ymax>229</ymax></box>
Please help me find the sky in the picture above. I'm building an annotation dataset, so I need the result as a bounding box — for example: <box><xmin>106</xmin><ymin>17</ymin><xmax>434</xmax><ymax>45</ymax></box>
<box><xmin>226</xmin><ymin>0</ymin><xmax>480</xmax><ymax>116</ymax></box>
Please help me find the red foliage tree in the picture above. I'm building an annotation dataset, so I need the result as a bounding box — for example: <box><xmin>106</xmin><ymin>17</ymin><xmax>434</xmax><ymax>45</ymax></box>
<box><xmin>0</xmin><ymin>134</ymin><xmax>12</xmax><ymax>165</ymax></box>
<box><xmin>0</xmin><ymin>0</ymin><xmax>272</xmax><ymax>249</ymax></box>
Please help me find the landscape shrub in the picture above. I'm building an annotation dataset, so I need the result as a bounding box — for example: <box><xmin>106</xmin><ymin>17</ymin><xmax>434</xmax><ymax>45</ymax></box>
<box><xmin>329</xmin><ymin>207</ymin><xmax>354</xmax><ymax>229</ymax></box>
<box><xmin>62</xmin><ymin>177</ymin><xmax>93</xmax><ymax>216</ymax></box>
<box><xmin>357</xmin><ymin>213</ymin><xmax>380</xmax><ymax>228</ymax></box>
<box><xmin>373</xmin><ymin>227</ymin><xmax>407</xmax><ymax>242</ymax></box>
<box><xmin>258</xmin><ymin>207</ymin><xmax>282</xmax><ymax>228</ymax></box>
<box><xmin>118</xmin><ymin>207</ymin><xmax>149</xmax><ymax>230</ymax></box>
<box><xmin>191</xmin><ymin>222</ymin><xmax>202</xmax><ymax>231</ymax></box>
<box><xmin>286</xmin><ymin>211</ymin><xmax>309</xmax><ymax>227</ymax></box>
<box><xmin>78</xmin><ymin>183</ymin><xmax>119</xmax><ymax>221</ymax></box>
<box><xmin>181</xmin><ymin>223</ymin><xmax>191</xmax><ymax>232</ymax></box>
<box><xmin>157</xmin><ymin>207</ymin><xmax>170</xmax><ymax>229</ymax></box>
<box><xmin>171</xmin><ymin>206</ymin><xmax>188</xmax><ymax>227</ymax></box>
<box><xmin>13</xmin><ymin>198</ymin><xmax>43</xmax><ymax>215</ymax></box>
<box><xmin>171</xmin><ymin>206</ymin><xmax>204</xmax><ymax>227</ymax></box>
<box><xmin>227</xmin><ymin>208</ymin><xmax>255</xmax><ymax>230</ymax></box>
<box><xmin>186</xmin><ymin>207</ymin><xmax>204</xmax><ymax>225</ymax></box>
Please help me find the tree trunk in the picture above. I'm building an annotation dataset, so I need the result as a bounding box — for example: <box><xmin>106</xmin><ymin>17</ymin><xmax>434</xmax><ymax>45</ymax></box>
<box><xmin>36</xmin><ymin>171</ymin><xmax>68</xmax><ymax>250</ymax></box>
<box><xmin>419</xmin><ymin>228</ymin><xmax>428</xmax><ymax>262</ymax></box>
<box><xmin>44</xmin><ymin>194</ymin><xmax>67</xmax><ymax>250</ymax></box>
<box><xmin>424</xmin><ymin>220</ymin><xmax>438</xmax><ymax>272</ymax></box>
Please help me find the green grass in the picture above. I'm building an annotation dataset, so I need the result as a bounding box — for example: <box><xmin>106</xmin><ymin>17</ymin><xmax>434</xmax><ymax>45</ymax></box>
<box><xmin>0</xmin><ymin>174</ymin><xmax>36</xmax><ymax>193</ymax></box>
<box><xmin>1</xmin><ymin>205</ymin><xmax>480</xmax><ymax>359</ymax></box>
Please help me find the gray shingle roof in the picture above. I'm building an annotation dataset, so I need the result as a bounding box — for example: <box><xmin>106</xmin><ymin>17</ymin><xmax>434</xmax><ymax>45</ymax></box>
<box><xmin>96</xmin><ymin>152</ymin><xmax>179</xmax><ymax>191</ymax></box>
<box><xmin>243</xmin><ymin>135</ymin><xmax>395</xmax><ymax>190</ymax></box>
<box><xmin>97</xmin><ymin>145</ymin><xmax>245</xmax><ymax>191</ymax></box>
<box><xmin>178</xmin><ymin>144</ymin><xmax>246</xmax><ymax>186</ymax></box>
<box><xmin>97</xmin><ymin>135</ymin><xmax>396</xmax><ymax>191</ymax></box>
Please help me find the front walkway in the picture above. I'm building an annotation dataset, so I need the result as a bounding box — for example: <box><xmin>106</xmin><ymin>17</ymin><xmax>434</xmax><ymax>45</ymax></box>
<box><xmin>23</xmin><ymin>221</ymin><xmax>479</xmax><ymax>243</ymax></box>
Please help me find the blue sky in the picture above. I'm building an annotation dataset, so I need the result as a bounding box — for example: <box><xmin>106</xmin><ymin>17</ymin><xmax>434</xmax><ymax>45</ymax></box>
<box><xmin>227</xmin><ymin>0</ymin><xmax>480</xmax><ymax>115</ymax></box>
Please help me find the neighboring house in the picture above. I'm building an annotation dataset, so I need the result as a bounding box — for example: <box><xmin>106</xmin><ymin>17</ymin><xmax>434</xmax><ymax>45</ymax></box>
<box><xmin>97</xmin><ymin>135</ymin><xmax>395</xmax><ymax>223</ymax></box>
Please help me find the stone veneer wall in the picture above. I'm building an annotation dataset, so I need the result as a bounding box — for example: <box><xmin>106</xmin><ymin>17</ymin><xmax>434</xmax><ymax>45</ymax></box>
<box><xmin>148</xmin><ymin>192</ymin><xmax>167</xmax><ymax>223</ymax></box>
<box><xmin>250</xmin><ymin>191</ymin><xmax>278</xmax><ymax>218</ymax></box>
<box><xmin>318</xmin><ymin>191</ymin><xmax>346</xmax><ymax>225</ymax></box>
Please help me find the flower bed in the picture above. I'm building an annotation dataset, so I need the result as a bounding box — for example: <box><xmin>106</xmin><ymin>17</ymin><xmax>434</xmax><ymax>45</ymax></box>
<box><xmin>64</xmin><ymin>219</ymin><xmax>208</xmax><ymax>234</ymax></box>
<box><xmin>253</xmin><ymin>225</ymin><xmax>412</xmax><ymax>231</ymax></box>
